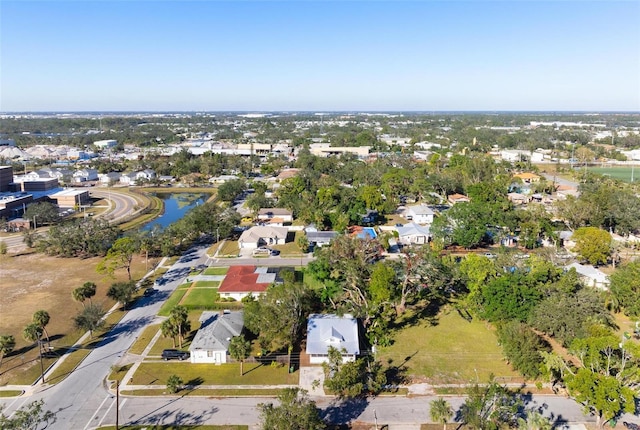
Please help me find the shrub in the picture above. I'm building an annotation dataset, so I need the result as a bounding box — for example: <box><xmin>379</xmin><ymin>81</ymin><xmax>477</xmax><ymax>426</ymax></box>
<box><xmin>166</xmin><ymin>374</ymin><xmax>183</xmax><ymax>394</ymax></box>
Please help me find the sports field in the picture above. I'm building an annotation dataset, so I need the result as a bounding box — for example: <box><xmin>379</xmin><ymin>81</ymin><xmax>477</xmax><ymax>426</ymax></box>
<box><xmin>588</xmin><ymin>166</ymin><xmax>638</xmax><ymax>183</ymax></box>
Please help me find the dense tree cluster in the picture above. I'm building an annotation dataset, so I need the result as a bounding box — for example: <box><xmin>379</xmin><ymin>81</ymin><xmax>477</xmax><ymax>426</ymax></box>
<box><xmin>36</xmin><ymin>218</ymin><xmax>119</xmax><ymax>258</ymax></box>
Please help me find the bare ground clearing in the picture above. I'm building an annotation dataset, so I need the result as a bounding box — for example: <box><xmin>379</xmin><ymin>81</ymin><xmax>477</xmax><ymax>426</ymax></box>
<box><xmin>0</xmin><ymin>251</ymin><xmax>152</xmax><ymax>385</ymax></box>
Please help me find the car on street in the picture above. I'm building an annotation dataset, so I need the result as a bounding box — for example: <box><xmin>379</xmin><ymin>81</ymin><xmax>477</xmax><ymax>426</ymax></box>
<box><xmin>143</xmin><ymin>287</ymin><xmax>157</xmax><ymax>296</ymax></box>
<box><xmin>161</xmin><ymin>349</ymin><xmax>189</xmax><ymax>361</ymax></box>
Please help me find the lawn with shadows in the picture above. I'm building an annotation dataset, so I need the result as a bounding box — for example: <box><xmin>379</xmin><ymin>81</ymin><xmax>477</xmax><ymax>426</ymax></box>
<box><xmin>203</xmin><ymin>267</ymin><xmax>228</xmax><ymax>276</ymax></box>
<box><xmin>129</xmin><ymin>324</ymin><xmax>161</xmax><ymax>355</ymax></box>
<box><xmin>158</xmin><ymin>284</ymin><xmax>191</xmax><ymax>316</ymax></box>
<box><xmin>131</xmin><ymin>362</ymin><xmax>299</xmax><ymax>386</ymax></box>
<box><xmin>377</xmin><ymin>307</ymin><xmax>520</xmax><ymax>384</ymax></box>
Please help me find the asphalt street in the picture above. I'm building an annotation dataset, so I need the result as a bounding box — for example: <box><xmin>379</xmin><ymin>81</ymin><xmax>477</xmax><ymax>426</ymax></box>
<box><xmin>1</xmin><ymin>240</ymin><xmax>212</xmax><ymax>430</ymax></box>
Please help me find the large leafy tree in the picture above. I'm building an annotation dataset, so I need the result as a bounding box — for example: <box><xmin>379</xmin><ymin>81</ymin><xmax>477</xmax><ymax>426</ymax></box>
<box><xmin>479</xmin><ymin>274</ymin><xmax>542</xmax><ymax>322</ymax></box>
<box><xmin>96</xmin><ymin>236</ymin><xmax>139</xmax><ymax>280</ymax></box>
<box><xmin>496</xmin><ymin>322</ymin><xmax>550</xmax><ymax>379</ymax></box>
<box><xmin>244</xmin><ymin>280</ymin><xmax>317</xmax><ymax>353</ymax></box>
<box><xmin>322</xmin><ymin>346</ymin><xmax>386</xmax><ymax>398</ymax></box>
<box><xmin>24</xmin><ymin>202</ymin><xmax>60</xmax><ymax>226</ymax></box>
<box><xmin>73</xmin><ymin>304</ymin><xmax>106</xmax><ymax>339</ymax></box>
<box><xmin>459</xmin><ymin>378</ymin><xmax>521</xmax><ymax>430</ymax></box>
<box><xmin>258</xmin><ymin>388</ymin><xmax>325</xmax><ymax>430</ymax></box>
<box><xmin>106</xmin><ymin>281</ymin><xmax>137</xmax><ymax>310</ymax></box>
<box><xmin>609</xmin><ymin>261</ymin><xmax>640</xmax><ymax>317</ymax></box>
<box><xmin>0</xmin><ymin>400</ymin><xmax>56</xmax><ymax>430</ymax></box>
<box><xmin>572</xmin><ymin>227</ymin><xmax>612</xmax><ymax>265</ymax></box>
<box><xmin>567</xmin><ymin>368</ymin><xmax>635</xmax><ymax>429</ymax></box>
<box><xmin>36</xmin><ymin>218</ymin><xmax>119</xmax><ymax>258</ymax></box>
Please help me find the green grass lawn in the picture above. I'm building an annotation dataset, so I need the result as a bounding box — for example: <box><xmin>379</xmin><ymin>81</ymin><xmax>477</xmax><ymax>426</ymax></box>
<box><xmin>149</xmin><ymin>312</ymin><xmax>203</xmax><ymax>355</ymax></box>
<box><xmin>129</xmin><ymin>325</ymin><xmax>160</xmax><ymax>355</ymax></box>
<box><xmin>377</xmin><ymin>308</ymin><xmax>519</xmax><ymax>384</ymax></box>
<box><xmin>131</xmin><ymin>362</ymin><xmax>299</xmax><ymax>386</ymax></box>
<box><xmin>0</xmin><ymin>390</ymin><xmax>23</xmax><ymax>397</ymax></box>
<box><xmin>218</xmin><ymin>241</ymin><xmax>239</xmax><ymax>257</ymax></box>
<box><xmin>203</xmin><ymin>267</ymin><xmax>228</xmax><ymax>276</ymax></box>
<box><xmin>194</xmin><ymin>280</ymin><xmax>220</xmax><ymax>288</ymax></box>
<box><xmin>588</xmin><ymin>166</ymin><xmax>639</xmax><ymax>183</ymax></box>
<box><xmin>181</xmin><ymin>288</ymin><xmax>220</xmax><ymax>308</ymax></box>
<box><xmin>158</xmin><ymin>286</ymin><xmax>190</xmax><ymax>316</ymax></box>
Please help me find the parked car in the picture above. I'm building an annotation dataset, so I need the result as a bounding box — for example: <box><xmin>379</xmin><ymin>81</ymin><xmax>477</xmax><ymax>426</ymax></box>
<box><xmin>161</xmin><ymin>349</ymin><xmax>189</xmax><ymax>361</ymax></box>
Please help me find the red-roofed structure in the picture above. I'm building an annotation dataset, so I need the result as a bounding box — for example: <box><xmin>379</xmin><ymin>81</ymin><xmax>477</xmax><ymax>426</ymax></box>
<box><xmin>218</xmin><ymin>266</ymin><xmax>272</xmax><ymax>300</ymax></box>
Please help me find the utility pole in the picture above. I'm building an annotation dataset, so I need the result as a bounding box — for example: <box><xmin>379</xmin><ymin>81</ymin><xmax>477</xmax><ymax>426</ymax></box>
<box><xmin>38</xmin><ymin>340</ymin><xmax>45</xmax><ymax>384</ymax></box>
<box><xmin>116</xmin><ymin>380</ymin><xmax>120</xmax><ymax>429</ymax></box>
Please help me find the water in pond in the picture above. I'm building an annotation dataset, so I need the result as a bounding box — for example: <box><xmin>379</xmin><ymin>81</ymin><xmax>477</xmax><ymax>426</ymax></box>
<box><xmin>141</xmin><ymin>192</ymin><xmax>208</xmax><ymax>231</ymax></box>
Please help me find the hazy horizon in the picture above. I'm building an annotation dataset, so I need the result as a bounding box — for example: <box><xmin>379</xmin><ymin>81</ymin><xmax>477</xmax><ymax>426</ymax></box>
<box><xmin>2</xmin><ymin>1</ymin><xmax>639</xmax><ymax>112</ymax></box>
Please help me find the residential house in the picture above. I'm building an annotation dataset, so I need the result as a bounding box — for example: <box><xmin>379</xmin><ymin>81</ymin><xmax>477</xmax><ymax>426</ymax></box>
<box><xmin>98</xmin><ymin>172</ymin><xmax>121</xmax><ymax>185</ymax></box>
<box><xmin>209</xmin><ymin>174</ymin><xmax>239</xmax><ymax>185</ymax></box>
<box><xmin>257</xmin><ymin>208</ymin><xmax>293</xmax><ymax>224</ymax></box>
<box><xmin>396</xmin><ymin>223</ymin><xmax>431</xmax><ymax>246</ymax></box>
<box><xmin>217</xmin><ymin>265</ymin><xmax>279</xmax><ymax>300</ymax></box>
<box><xmin>119</xmin><ymin>173</ymin><xmax>138</xmax><ymax>185</ymax></box>
<box><xmin>238</xmin><ymin>226</ymin><xmax>289</xmax><ymax>249</ymax></box>
<box><xmin>136</xmin><ymin>169</ymin><xmax>156</xmax><ymax>182</ymax></box>
<box><xmin>513</xmin><ymin>172</ymin><xmax>541</xmax><ymax>184</ymax></box>
<box><xmin>306</xmin><ymin>314</ymin><xmax>360</xmax><ymax>364</ymax></box>
<box><xmin>405</xmin><ymin>204</ymin><xmax>435</xmax><ymax>225</ymax></box>
<box><xmin>507</xmin><ymin>192</ymin><xmax>529</xmax><ymax>205</ymax></box>
<box><xmin>189</xmin><ymin>310</ymin><xmax>244</xmax><ymax>364</ymax></box>
<box><xmin>306</xmin><ymin>230</ymin><xmax>339</xmax><ymax>248</ymax></box>
<box><xmin>565</xmin><ymin>263</ymin><xmax>610</xmax><ymax>290</ymax></box>
<box><xmin>73</xmin><ymin>169</ymin><xmax>98</xmax><ymax>183</ymax></box>
<box><xmin>447</xmin><ymin>194</ymin><xmax>470</xmax><ymax>205</ymax></box>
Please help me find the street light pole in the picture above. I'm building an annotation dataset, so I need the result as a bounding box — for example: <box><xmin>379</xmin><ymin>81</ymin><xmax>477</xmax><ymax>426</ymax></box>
<box><xmin>33</xmin><ymin>215</ymin><xmax>37</xmax><ymax>230</ymax></box>
<box><xmin>38</xmin><ymin>340</ymin><xmax>46</xmax><ymax>384</ymax></box>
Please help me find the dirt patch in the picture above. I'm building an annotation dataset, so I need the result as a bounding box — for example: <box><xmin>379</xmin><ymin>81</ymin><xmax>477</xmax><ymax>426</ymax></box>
<box><xmin>0</xmin><ymin>251</ymin><xmax>149</xmax><ymax>385</ymax></box>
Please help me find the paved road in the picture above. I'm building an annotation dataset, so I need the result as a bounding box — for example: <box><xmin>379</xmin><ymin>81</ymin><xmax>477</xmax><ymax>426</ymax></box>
<box><xmin>90</xmin><ymin>189</ymin><xmax>140</xmax><ymax>224</ymax></box>
<box><xmin>1</xmin><ymin>240</ymin><xmax>212</xmax><ymax>430</ymax></box>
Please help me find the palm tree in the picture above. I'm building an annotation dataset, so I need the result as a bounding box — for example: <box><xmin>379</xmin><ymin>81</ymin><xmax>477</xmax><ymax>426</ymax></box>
<box><xmin>169</xmin><ymin>306</ymin><xmax>190</xmax><ymax>348</ymax></box>
<box><xmin>430</xmin><ymin>397</ymin><xmax>453</xmax><ymax>430</ymax></box>
<box><xmin>72</xmin><ymin>282</ymin><xmax>97</xmax><ymax>307</ymax></box>
<box><xmin>32</xmin><ymin>310</ymin><xmax>51</xmax><ymax>347</ymax></box>
<box><xmin>517</xmin><ymin>411</ymin><xmax>553</xmax><ymax>430</ymax></box>
<box><xmin>0</xmin><ymin>335</ymin><xmax>16</xmax><ymax>368</ymax></box>
<box><xmin>23</xmin><ymin>323</ymin><xmax>43</xmax><ymax>353</ymax></box>
<box><xmin>229</xmin><ymin>335</ymin><xmax>251</xmax><ymax>376</ymax></box>
<box><xmin>161</xmin><ymin>319</ymin><xmax>179</xmax><ymax>348</ymax></box>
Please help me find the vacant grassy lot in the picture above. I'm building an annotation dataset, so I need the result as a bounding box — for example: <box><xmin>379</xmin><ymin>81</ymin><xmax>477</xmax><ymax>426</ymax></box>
<box><xmin>131</xmin><ymin>362</ymin><xmax>299</xmax><ymax>386</ymax></box>
<box><xmin>218</xmin><ymin>241</ymin><xmax>239</xmax><ymax>257</ymax></box>
<box><xmin>0</xmin><ymin>251</ymin><xmax>149</xmax><ymax>385</ymax></box>
<box><xmin>377</xmin><ymin>308</ymin><xmax>520</xmax><ymax>384</ymax></box>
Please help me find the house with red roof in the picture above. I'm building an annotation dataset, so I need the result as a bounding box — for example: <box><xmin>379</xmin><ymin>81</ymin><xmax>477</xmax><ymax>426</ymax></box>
<box><xmin>218</xmin><ymin>265</ymin><xmax>278</xmax><ymax>300</ymax></box>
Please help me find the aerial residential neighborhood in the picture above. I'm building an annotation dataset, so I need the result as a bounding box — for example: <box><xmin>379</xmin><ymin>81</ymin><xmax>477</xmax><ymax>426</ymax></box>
<box><xmin>1</xmin><ymin>0</ymin><xmax>640</xmax><ymax>428</ymax></box>
<box><xmin>1</xmin><ymin>110</ymin><xmax>640</xmax><ymax>430</ymax></box>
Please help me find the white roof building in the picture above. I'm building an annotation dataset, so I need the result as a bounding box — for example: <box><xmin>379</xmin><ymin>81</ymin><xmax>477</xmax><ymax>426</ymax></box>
<box><xmin>306</xmin><ymin>314</ymin><xmax>360</xmax><ymax>364</ymax></box>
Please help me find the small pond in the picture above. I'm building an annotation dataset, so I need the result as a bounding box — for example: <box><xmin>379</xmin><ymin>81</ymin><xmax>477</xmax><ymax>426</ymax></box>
<box><xmin>140</xmin><ymin>192</ymin><xmax>208</xmax><ymax>231</ymax></box>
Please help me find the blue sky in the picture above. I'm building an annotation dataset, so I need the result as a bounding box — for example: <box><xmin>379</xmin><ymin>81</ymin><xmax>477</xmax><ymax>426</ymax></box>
<box><xmin>1</xmin><ymin>1</ymin><xmax>639</xmax><ymax>111</ymax></box>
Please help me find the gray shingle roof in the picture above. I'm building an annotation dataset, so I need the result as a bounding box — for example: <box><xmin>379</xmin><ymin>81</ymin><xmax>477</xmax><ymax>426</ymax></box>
<box><xmin>189</xmin><ymin>311</ymin><xmax>244</xmax><ymax>353</ymax></box>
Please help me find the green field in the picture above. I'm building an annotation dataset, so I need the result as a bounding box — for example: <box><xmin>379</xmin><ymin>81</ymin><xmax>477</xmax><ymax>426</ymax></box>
<box><xmin>588</xmin><ymin>166</ymin><xmax>639</xmax><ymax>183</ymax></box>
<box><xmin>181</xmin><ymin>288</ymin><xmax>220</xmax><ymax>308</ymax></box>
<box><xmin>377</xmin><ymin>308</ymin><xmax>520</xmax><ymax>384</ymax></box>
<box><xmin>203</xmin><ymin>267</ymin><xmax>229</xmax><ymax>276</ymax></box>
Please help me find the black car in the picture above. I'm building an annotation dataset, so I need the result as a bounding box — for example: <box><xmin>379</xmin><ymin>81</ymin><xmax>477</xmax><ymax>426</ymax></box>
<box><xmin>161</xmin><ymin>349</ymin><xmax>189</xmax><ymax>361</ymax></box>
<box><xmin>143</xmin><ymin>287</ymin><xmax>157</xmax><ymax>297</ymax></box>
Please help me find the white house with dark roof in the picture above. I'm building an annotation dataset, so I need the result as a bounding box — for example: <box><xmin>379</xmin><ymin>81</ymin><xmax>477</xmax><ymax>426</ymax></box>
<box><xmin>306</xmin><ymin>314</ymin><xmax>360</xmax><ymax>364</ymax></box>
<box><xmin>257</xmin><ymin>208</ymin><xmax>293</xmax><ymax>224</ymax></box>
<box><xmin>189</xmin><ymin>310</ymin><xmax>244</xmax><ymax>364</ymax></box>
